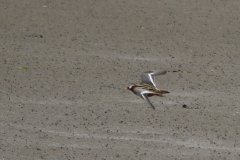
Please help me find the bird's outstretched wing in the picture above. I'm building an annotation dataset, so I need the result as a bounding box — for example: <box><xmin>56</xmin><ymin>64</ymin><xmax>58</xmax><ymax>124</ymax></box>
<box><xmin>141</xmin><ymin>93</ymin><xmax>155</xmax><ymax>110</ymax></box>
<box><xmin>134</xmin><ymin>88</ymin><xmax>162</xmax><ymax>109</ymax></box>
<box><xmin>140</xmin><ymin>70</ymin><xmax>166</xmax><ymax>87</ymax></box>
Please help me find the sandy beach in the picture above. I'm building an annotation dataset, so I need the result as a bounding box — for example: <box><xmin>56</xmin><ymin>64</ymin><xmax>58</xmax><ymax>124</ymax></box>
<box><xmin>1</xmin><ymin>0</ymin><xmax>240</xmax><ymax>159</ymax></box>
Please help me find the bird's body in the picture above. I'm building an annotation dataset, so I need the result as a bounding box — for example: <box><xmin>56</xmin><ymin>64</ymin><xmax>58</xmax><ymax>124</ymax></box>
<box><xmin>125</xmin><ymin>70</ymin><xmax>169</xmax><ymax>109</ymax></box>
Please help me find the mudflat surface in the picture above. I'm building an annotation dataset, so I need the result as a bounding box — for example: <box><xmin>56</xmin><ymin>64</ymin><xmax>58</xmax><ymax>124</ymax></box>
<box><xmin>1</xmin><ymin>0</ymin><xmax>240</xmax><ymax>159</ymax></box>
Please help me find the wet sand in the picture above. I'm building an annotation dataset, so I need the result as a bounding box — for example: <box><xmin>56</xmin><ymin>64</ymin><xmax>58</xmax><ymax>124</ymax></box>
<box><xmin>1</xmin><ymin>0</ymin><xmax>240</xmax><ymax>159</ymax></box>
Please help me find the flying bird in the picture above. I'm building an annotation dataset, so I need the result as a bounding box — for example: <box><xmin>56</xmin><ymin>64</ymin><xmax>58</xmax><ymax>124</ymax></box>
<box><xmin>125</xmin><ymin>70</ymin><xmax>169</xmax><ymax>109</ymax></box>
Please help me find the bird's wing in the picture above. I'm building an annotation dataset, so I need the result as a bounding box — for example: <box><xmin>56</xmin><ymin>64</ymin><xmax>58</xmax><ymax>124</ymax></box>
<box><xmin>142</xmin><ymin>93</ymin><xmax>155</xmax><ymax>110</ymax></box>
<box><xmin>140</xmin><ymin>70</ymin><xmax>166</xmax><ymax>87</ymax></box>
<box><xmin>134</xmin><ymin>88</ymin><xmax>156</xmax><ymax>109</ymax></box>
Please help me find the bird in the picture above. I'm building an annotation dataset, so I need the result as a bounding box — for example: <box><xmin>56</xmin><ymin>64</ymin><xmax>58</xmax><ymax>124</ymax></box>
<box><xmin>125</xmin><ymin>70</ymin><xmax>169</xmax><ymax>109</ymax></box>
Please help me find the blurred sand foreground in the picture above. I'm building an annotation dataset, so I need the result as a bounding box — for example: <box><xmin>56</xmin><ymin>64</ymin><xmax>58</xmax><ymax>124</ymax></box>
<box><xmin>1</xmin><ymin>0</ymin><xmax>240</xmax><ymax>159</ymax></box>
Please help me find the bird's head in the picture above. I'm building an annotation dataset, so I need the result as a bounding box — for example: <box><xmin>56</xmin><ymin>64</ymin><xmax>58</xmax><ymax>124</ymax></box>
<box><xmin>124</xmin><ymin>85</ymin><xmax>135</xmax><ymax>90</ymax></box>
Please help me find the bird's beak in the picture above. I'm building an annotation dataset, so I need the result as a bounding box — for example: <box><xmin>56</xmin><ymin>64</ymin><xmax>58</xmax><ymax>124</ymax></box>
<box><xmin>124</xmin><ymin>88</ymin><xmax>128</xmax><ymax>90</ymax></box>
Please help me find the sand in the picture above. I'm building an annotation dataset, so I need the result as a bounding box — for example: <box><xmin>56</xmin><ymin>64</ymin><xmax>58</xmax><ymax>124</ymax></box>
<box><xmin>1</xmin><ymin>0</ymin><xmax>240</xmax><ymax>159</ymax></box>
